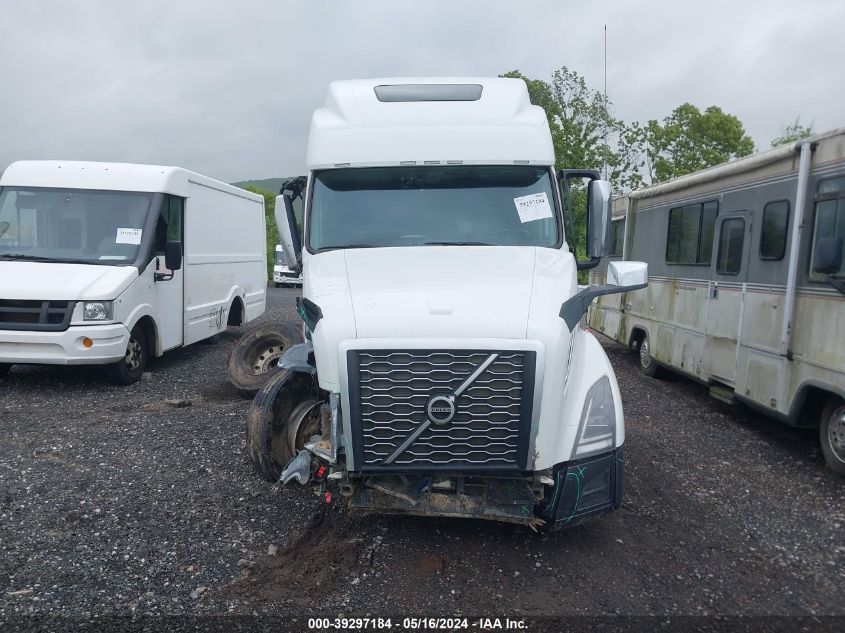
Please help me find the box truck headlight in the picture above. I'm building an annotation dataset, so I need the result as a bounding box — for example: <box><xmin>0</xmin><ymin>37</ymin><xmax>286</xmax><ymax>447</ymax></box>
<box><xmin>83</xmin><ymin>301</ymin><xmax>113</xmax><ymax>321</ymax></box>
<box><xmin>573</xmin><ymin>376</ymin><xmax>616</xmax><ymax>458</ymax></box>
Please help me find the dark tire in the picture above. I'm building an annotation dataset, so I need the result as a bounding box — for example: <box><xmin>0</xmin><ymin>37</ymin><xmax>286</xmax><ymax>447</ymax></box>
<box><xmin>274</xmin><ymin>282</ymin><xmax>282</xmax><ymax>288</ymax></box>
<box><xmin>0</xmin><ymin>363</ymin><xmax>11</xmax><ymax>379</ymax></box>
<box><xmin>246</xmin><ymin>369</ymin><xmax>317</xmax><ymax>482</ymax></box>
<box><xmin>107</xmin><ymin>325</ymin><xmax>148</xmax><ymax>385</ymax></box>
<box><xmin>820</xmin><ymin>397</ymin><xmax>845</xmax><ymax>476</ymax></box>
<box><xmin>637</xmin><ymin>333</ymin><xmax>661</xmax><ymax>378</ymax></box>
<box><xmin>228</xmin><ymin>321</ymin><xmax>303</xmax><ymax>398</ymax></box>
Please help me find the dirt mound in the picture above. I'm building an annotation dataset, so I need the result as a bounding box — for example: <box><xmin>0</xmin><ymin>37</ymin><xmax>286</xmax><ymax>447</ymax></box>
<box><xmin>223</xmin><ymin>507</ymin><xmax>372</xmax><ymax>608</ymax></box>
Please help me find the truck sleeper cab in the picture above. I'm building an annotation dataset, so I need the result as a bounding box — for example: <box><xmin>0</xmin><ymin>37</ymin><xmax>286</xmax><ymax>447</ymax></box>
<box><xmin>0</xmin><ymin>161</ymin><xmax>267</xmax><ymax>384</ymax></box>
<box><xmin>252</xmin><ymin>78</ymin><xmax>647</xmax><ymax>530</ymax></box>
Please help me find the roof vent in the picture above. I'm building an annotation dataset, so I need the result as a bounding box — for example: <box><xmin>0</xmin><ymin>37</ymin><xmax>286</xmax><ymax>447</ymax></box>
<box><xmin>374</xmin><ymin>84</ymin><xmax>483</xmax><ymax>102</ymax></box>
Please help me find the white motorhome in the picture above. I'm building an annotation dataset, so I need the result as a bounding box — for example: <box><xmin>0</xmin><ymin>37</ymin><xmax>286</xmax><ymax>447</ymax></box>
<box><xmin>588</xmin><ymin>129</ymin><xmax>845</xmax><ymax>474</ymax></box>
<box><xmin>273</xmin><ymin>244</ymin><xmax>302</xmax><ymax>287</ymax></box>
<box><xmin>246</xmin><ymin>78</ymin><xmax>648</xmax><ymax>530</ymax></box>
<box><xmin>0</xmin><ymin>160</ymin><xmax>267</xmax><ymax>384</ymax></box>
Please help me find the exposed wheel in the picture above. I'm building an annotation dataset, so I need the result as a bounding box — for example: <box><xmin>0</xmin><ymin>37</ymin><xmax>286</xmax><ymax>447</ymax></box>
<box><xmin>246</xmin><ymin>369</ymin><xmax>317</xmax><ymax>482</ymax></box>
<box><xmin>228</xmin><ymin>321</ymin><xmax>302</xmax><ymax>398</ymax></box>
<box><xmin>820</xmin><ymin>397</ymin><xmax>845</xmax><ymax>476</ymax></box>
<box><xmin>0</xmin><ymin>363</ymin><xmax>11</xmax><ymax>379</ymax></box>
<box><xmin>637</xmin><ymin>333</ymin><xmax>661</xmax><ymax>377</ymax></box>
<box><xmin>107</xmin><ymin>325</ymin><xmax>148</xmax><ymax>385</ymax></box>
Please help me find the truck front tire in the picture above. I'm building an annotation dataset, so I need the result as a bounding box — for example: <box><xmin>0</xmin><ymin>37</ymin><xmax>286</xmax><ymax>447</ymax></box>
<box><xmin>107</xmin><ymin>325</ymin><xmax>148</xmax><ymax>385</ymax></box>
<box><xmin>820</xmin><ymin>397</ymin><xmax>845</xmax><ymax>476</ymax></box>
<box><xmin>228</xmin><ymin>321</ymin><xmax>302</xmax><ymax>398</ymax></box>
<box><xmin>246</xmin><ymin>369</ymin><xmax>316</xmax><ymax>482</ymax></box>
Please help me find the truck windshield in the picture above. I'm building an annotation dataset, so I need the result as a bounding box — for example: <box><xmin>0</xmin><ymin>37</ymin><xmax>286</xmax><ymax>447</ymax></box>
<box><xmin>0</xmin><ymin>187</ymin><xmax>154</xmax><ymax>265</ymax></box>
<box><xmin>308</xmin><ymin>165</ymin><xmax>559</xmax><ymax>250</ymax></box>
<box><xmin>275</xmin><ymin>250</ymin><xmax>287</xmax><ymax>265</ymax></box>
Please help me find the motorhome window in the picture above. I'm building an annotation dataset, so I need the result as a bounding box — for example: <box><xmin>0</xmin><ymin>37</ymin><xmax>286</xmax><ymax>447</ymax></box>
<box><xmin>716</xmin><ymin>217</ymin><xmax>745</xmax><ymax>275</ymax></box>
<box><xmin>809</xmin><ymin>177</ymin><xmax>845</xmax><ymax>280</ymax></box>
<box><xmin>0</xmin><ymin>187</ymin><xmax>154</xmax><ymax>265</ymax></box>
<box><xmin>609</xmin><ymin>219</ymin><xmax>625</xmax><ymax>256</ymax></box>
<box><xmin>760</xmin><ymin>200</ymin><xmax>789</xmax><ymax>260</ymax></box>
<box><xmin>665</xmin><ymin>200</ymin><xmax>718</xmax><ymax>265</ymax></box>
<box><xmin>308</xmin><ymin>165</ymin><xmax>560</xmax><ymax>250</ymax></box>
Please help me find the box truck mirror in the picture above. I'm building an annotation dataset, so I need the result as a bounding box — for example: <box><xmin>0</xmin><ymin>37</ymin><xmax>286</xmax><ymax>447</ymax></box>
<box><xmin>165</xmin><ymin>240</ymin><xmax>182</xmax><ymax>271</ymax></box>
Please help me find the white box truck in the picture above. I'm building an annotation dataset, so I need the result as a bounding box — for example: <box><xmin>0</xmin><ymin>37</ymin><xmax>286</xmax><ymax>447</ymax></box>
<box><xmin>0</xmin><ymin>160</ymin><xmax>267</xmax><ymax>384</ymax></box>
<box><xmin>247</xmin><ymin>78</ymin><xmax>647</xmax><ymax>530</ymax></box>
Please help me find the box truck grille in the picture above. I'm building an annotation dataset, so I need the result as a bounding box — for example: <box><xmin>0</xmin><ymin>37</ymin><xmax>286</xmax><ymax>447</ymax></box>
<box><xmin>0</xmin><ymin>300</ymin><xmax>74</xmax><ymax>331</ymax></box>
<box><xmin>347</xmin><ymin>350</ymin><xmax>535</xmax><ymax>471</ymax></box>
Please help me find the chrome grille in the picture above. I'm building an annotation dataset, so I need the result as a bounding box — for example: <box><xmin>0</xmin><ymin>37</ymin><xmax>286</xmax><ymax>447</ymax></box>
<box><xmin>348</xmin><ymin>350</ymin><xmax>534</xmax><ymax>471</ymax></box>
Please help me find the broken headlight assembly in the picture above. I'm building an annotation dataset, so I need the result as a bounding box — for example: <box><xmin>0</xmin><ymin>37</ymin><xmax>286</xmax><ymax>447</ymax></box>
<box><xmin>83</xmin><ymin>301</ymin><xmax>113</xmax><ymax>321</ymax></box>
<box><xmin>572</xmin><ymin>375</ymin><xmax>616</xmax><ymax>458</ymax></box>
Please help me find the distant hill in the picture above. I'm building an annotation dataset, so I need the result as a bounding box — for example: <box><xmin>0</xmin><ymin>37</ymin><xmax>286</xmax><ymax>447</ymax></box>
<box><xmin>231</xmin><ymin>177</ymin><xmax>289</xmax><ymax>194</ymax></box>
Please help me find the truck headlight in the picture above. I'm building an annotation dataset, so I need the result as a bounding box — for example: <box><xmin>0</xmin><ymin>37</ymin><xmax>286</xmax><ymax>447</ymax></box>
<box><xmin>572</xmin><ymin>376</ymin><xmax>616</xmax><ymax>458</ymax></box>
<box><xmin>83</xmin><ymin>301</ymin><xmax>113</xmax><ymax>321</ymax></box>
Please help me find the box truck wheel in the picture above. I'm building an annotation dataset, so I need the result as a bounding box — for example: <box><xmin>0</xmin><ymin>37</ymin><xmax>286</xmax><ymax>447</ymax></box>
<box><xmin>228</xmin><ymin>321</ymin><xmax>302</xmax><ymax>398</ymax></box>
<box><xmin>246</xmin><ymin>369</ymin><xmax>316</xmax><ymax>482</ymax></box>
<box><xmin>0</xmin><ymin>363</ymin><xmax>11</xmax><ymax>379</ymax></box>
<box><xmin>108</xmin><ymin>325</ymin><xmax>148</xmax><ymax>385</ymax></box>
<box><xmin>820</xmin><ymin>397</ymin><xmax>845</xmax><ymax>476</ymax></box>
<box><xmin>638</xmin><ymin>333</ymin><xmax>661</xmax><ymax>378</ymax></box>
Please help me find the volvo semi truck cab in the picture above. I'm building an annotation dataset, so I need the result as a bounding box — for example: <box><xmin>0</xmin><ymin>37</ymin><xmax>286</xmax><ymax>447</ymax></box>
<box><xmin>249</xmin><ymin>78</ymin><xmax>647</xmax><ymax>529</ymax></box>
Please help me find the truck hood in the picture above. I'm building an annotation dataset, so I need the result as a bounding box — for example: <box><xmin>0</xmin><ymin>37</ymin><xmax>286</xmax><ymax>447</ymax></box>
<box><xmin>343</xmin><ymin>247</ymin><xmax>536</xmax><ymax>338</ymax></box>
<box><xmin>0</xmin><ymin>261</ymin><xmax>138</xmax><ymax>301</ymax></box>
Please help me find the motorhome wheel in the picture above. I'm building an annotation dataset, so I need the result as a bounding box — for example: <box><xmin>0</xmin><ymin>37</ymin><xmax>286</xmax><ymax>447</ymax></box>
<box><xmin>228</xmin><ymin>321</ymin><xmax>302</xmax><ymax>398</ymax></box>
<box><xmin>820</xmin><ymin>398</ymin><xmax>845</xmax><ymax>476</ymax></box>
<box><xmin>638</xmin><ymin>333</ymin><xmax>661</xmax><ymax>378</ymax></box>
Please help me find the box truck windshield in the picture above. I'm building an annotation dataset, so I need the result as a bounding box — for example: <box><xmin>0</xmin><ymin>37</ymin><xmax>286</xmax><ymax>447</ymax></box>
<box><xmin>0</xmin><ymin>187</ymin><xmax>156</xmax><ymax>265</ymax></box>
<box><xmin>307</xmin><ymin>165</ymin><xmax>559</xmax><ymax>250</ymax></box>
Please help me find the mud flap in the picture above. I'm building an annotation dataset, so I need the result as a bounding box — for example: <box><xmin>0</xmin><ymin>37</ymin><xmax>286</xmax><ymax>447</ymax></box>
<box><xmin>543</xmin><ymin>447</ymin><xmax>624</xmax><ymax>530</ymax></box>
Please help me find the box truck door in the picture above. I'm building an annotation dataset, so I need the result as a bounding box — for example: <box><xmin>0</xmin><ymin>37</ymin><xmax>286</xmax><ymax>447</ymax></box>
<box><xmin>703</xmin><ymin>211</ymin><xmax>752</xmax><ymax>385</ymax></box>
<box><xmin>154</xmin><ymin>196</ymin><xmax>185</xmax><ymax>351</ymax></box>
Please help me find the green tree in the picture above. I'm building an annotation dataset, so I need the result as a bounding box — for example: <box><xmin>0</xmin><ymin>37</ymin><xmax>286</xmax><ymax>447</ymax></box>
<box><xmin>645</xmin><ymin>104</ymin><xmax>755</xmax><ymax>182</ymax></box>
<box><xmin>243</xmin><ymin>184</ymin><xmax>279</xmax><ymax>279</ymax></box>
<box><xmin>771</xmin><ymin>117</ymin><xmax>814</xmax><ymax>147</ymax></box>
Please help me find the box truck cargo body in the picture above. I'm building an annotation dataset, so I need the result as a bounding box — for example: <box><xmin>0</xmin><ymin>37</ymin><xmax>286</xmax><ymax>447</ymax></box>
<box><xmin>0</xmin><ymin>160</ymin><xmax>266</xmax><ymax>384</ymax></box>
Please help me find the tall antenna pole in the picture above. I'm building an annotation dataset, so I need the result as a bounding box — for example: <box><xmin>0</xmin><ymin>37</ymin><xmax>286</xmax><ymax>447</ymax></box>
<box><xmin>603</xmin><ymin>24</ymin><xmax>608</xmax><ymax>181</ymax></box>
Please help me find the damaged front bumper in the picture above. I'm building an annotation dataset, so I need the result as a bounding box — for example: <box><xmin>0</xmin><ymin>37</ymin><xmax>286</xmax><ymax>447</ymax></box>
<box><xmin>338</xmin><ymin>447</ymin><xmax>624</xmax><ymax>530</ymax></box>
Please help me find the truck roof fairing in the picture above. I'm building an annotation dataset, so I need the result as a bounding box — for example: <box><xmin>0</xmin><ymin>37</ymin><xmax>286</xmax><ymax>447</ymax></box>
<box><xmin>306</xmin><ymin>77</ymin><xmax>556</xmax><ymax>170</ymax></box>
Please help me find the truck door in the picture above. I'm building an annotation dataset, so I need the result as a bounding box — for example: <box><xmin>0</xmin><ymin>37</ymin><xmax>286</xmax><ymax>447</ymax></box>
<box><xmin>703</xmin><ymin>210</ymin><xmax>752</xmax><ymax>386</ymax></box>
<box><xmin>154</xmin><ymin>196</ymin><xmax>185</xmax><ymax>351</ymax></box>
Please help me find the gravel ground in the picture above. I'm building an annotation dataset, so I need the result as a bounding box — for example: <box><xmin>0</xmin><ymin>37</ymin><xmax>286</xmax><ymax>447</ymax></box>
<box><xmin>1</xmin><ymin>286</ymin><xmax>843</xmax><ymax>626</ymax></box>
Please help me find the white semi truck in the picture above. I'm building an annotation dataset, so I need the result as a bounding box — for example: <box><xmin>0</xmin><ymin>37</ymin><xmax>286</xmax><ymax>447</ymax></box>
<box><xmin>246</xmin><ymin>78</ymin><xmax>647</xmax><ymax>529</ymax></box>
<box><xmin>0</xmin><ymin>161</ymin><xmax>267</xmax><ymax>384</ymax></box>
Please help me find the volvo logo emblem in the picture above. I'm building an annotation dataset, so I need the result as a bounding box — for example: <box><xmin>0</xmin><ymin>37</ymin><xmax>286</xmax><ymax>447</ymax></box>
<box><xmin>426</xmin><ymin>394</ymin><xmax>456</xmax><ymax>425</ymax></box>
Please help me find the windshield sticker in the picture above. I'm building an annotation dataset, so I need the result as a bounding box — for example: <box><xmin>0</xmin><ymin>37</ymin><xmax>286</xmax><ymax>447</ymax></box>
<box><xmin>514</xmin><ymin>192</ymin><xmax>553</xmax><ymax>223</ymax></box>
<box><xmin>116</xmin><ymin>228</ymin><xmax>143</xmax><ymax>245</ymax></box>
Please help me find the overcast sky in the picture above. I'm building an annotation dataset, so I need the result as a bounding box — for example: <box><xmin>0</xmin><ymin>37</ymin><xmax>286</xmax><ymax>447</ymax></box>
<box><xmin>2</xmin><ymin>0</ymin><xmax>843</xmax><ymax>183</ymax></box>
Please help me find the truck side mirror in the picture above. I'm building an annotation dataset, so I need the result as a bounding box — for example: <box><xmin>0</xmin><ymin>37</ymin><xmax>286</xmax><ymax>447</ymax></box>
<box><xmin>165</xmin><ymin>240</ymin><xmax>182</xmax><ymax>271</ymax></box>
<box><xmin>559</xmin><ymin>170</ymin><xmax>612</xmax><ymax>270</ymax></box>
<box><xmin>274</xmin><ymin>180</ymin><xmax>304</xmax><ymax>273</ymax></box>
<box><xmin>812</xmin><ymin>237</ymin><xmax>843</xmax><ymax>275</ymax></box>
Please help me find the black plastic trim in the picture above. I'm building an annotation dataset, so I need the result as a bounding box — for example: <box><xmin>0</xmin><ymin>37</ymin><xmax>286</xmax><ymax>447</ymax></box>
<box><xmin>559</xmin><ymin>283</ymin><xmax>647</xmax><ymax>330</ymax></box>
